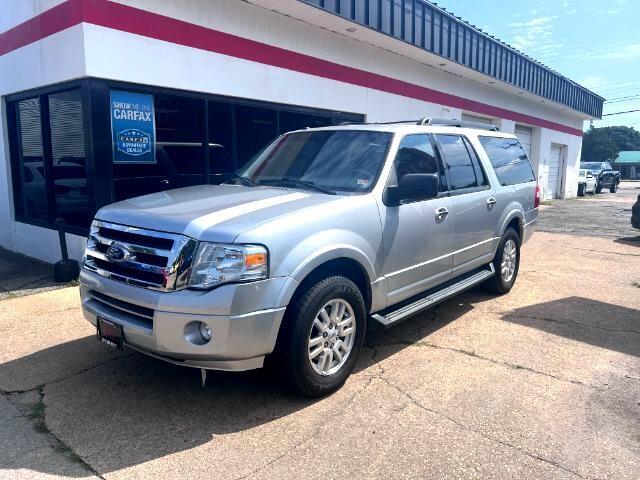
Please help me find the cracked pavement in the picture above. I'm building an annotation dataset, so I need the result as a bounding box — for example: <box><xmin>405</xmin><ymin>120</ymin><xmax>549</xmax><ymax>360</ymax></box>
<box><xmin>1</xmin><ymin>183</ymin><xmax>639</xmax><ymax>479</ymax></box>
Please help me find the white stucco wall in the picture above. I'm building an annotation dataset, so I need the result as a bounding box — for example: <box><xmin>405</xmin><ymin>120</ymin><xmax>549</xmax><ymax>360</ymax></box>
<box><xmin>0</xmin><ymin>0</ymin><xmax>590</xmax><ymax>262</ymax></box>
<box><xmin>0</xmin><ymin>24</ymin><xmax>86</xmax><ymax>261</ymax></box>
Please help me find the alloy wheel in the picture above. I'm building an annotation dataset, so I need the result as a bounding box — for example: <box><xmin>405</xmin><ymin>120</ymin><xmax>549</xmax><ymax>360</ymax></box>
<box><xmin>501</xmin><ymin>239</ymin><xmax>517</xmax><ymax>283</ymax></box>
<box><xmin>308</xmin><ymin>299</ymin><xmax>356</xmax><ymax>376</ymax></box>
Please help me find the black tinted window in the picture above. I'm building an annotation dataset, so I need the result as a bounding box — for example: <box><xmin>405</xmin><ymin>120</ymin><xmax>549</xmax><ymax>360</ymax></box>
<box><xmin>208</xmin><ymin>101</ymin><xmax>235</xmax><ymax>183</ymax></box>
<box><xmin>436</xmin><ymin>134</ymin><xmax>478</xmax><ymax>190</ymax></box>
<box><xmin>395</xmin><ymin>135</ymin><xmax>439</xmax><ymax>176</ymax></box>
<box><xmin>394</xmin><ymin>134</ymin><xmax>445</xmax><ymax>191</ymax></box>
<box><xmin>49</xmin><ymin>89</ymin><xmax>90</xmax><ymax>228</ymax></box>
<box><xmin>113</xmin><ymin>93</ymin><xmax>205</xmax><ymax>201</ymax></box>
<box><xmin>236</xmin><ymin>105</ymin><xmax>277</xmax><ymax>167</ymax></box>
<box><xmin>479</xmin><ymin>136</ymin><xmax>535</xmax><ymax>186</ymax></box>
<box><xmin>464</xmin><ymin>138</ymin><xmax>488</xmax><ymax>186</ymax></box>
<box><xmin>15</xmin><ymin>98</ymin><xmax>48</xmax><ymax>221</ymax></box>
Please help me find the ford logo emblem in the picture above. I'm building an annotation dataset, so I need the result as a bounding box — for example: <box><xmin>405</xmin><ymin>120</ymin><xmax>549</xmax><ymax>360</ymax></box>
<box><xmin>106</xmin><ymin>243</ymin><xmax>133</xmax><ymax>262</ymax></box>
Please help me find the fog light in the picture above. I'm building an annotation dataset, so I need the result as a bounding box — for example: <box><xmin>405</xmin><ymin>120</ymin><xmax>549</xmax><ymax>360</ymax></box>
<box><xmin>184</xmin><ymin>321</ymin><xmax>213</xmax><ymax>346</ymax></box>
<box><xmin>199</xmin><ymin>322</ymin><xmax>213</xmax><ymax>342</ymax></box>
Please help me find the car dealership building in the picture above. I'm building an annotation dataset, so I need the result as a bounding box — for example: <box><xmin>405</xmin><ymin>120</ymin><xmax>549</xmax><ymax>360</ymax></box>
<box><xmin>0</xmin><ymin>0</ymin><xmax>604</xmax><ymax>263</ymax></box>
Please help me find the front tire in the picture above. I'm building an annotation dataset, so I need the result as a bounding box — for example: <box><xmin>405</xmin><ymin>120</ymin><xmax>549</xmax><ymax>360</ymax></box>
<box><xmin>577</xmin><ymin>183</ymin><xmax>585</xmax><ymax>197</ymax></box>
<box><xmin>276</xmin><ymin>276</ymin><xmax>366</xmax><ymax>397</ymax></box>
<box><xmin>595</xmin><ymin>183</ymin><xmax>603</xmax><ymax>194</ymax></box>
<box><xmin>483</xmin><ymin>228</ymin><xmax>520</xmax><ymax>294</ymax></box>
<box><xmin>610</xmin><ymin>182</ymin><xmax>618</xmax><ymax>193</ymax></box>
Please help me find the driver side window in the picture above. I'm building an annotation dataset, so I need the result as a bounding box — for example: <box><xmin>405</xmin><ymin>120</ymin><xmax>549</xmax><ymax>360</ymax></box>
<box><xmin>394</xmin><ymin>134</ymin><xmax>445</xmax><ymax>191</ymax></box>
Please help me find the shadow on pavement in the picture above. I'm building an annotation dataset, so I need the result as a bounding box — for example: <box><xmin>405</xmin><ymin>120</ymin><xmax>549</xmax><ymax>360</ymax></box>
<box><xmin>9</xmin><ymin>293</ymin><xmax>635</xmax><ymax>477</ymax></box>
<box><xmin>0</xmin><ymin>247</ymin><xmax>67</xmax><ymax>298</ymax></box>
<box><xmin>614</xmin><ymin>236</ymin><xmax>640</xmax><ymax>247</ymax></box>
<box><xmin>0</xmin><ymin>293</ymin><xmax>479</xmax><ymax>477</ymax></box>
<box><xmin>504</xmin><ymin>296</ymin><xmax>640</xmax><ymax>358</ymax></box>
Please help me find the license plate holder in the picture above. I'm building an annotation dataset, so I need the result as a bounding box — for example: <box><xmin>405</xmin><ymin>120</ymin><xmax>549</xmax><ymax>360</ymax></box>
<box><xmin>97</xmin><ymin>317</ymin><xmax>124</xmax><ymax>349</ymax></box>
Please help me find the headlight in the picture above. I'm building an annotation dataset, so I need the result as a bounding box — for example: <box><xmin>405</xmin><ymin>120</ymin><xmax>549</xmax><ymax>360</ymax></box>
<box><xmin>188</xmin><ymin>243</ymin><xmax>268</xmax><ymax>290</ymax></box>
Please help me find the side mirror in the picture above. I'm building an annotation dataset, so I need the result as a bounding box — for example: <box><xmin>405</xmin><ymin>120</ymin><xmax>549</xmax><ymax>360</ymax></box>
<box><xmin>586</xmin><ymin>172</ymin><xmax>592</xmax><ymax>178</ymax></box>
<box><xmin>385</xmin><ymin>173</ymin><xmax>439</xmax><ymax>206</ymax></box>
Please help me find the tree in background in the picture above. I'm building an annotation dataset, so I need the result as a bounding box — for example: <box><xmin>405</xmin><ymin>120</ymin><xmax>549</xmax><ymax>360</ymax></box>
<box><xmin>581</xmin><ymin>125</ymin><xmax>640</xmax><ymax>162</ymax></box>
<box><xmin>600</xmin><ymin>126</ymin><xmax>640</xmax><ymax>151</ymax></box>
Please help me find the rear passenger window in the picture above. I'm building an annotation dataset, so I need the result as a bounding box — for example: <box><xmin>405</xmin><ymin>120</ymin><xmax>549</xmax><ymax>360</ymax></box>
<box><xmin>479</xmin><ymin>136</ymin><xmax>535</xmax><ymax>186</ymax></box>
<box><xmin>435</xmin><ymin>134</ymin><xmax>483</xmax><ymax>191</ymax></box>
<box><xmin>463</xmin><ymin>137</ymin><xmax>488</xmax><ymax>186</ymax></box>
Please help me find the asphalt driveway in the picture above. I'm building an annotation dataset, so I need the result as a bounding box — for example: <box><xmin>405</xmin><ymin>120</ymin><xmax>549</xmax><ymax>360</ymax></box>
<box><xmin>1</xmin><ymin>184</ymin><xmax>639</xmax><ymax>479</ymax></box>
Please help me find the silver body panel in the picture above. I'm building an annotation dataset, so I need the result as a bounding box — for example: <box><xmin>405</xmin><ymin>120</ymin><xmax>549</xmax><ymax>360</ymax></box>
<box><xmin>80</xmin><ymin>124</ymin><xmax>538</xmax><ymax>371</ymax></box>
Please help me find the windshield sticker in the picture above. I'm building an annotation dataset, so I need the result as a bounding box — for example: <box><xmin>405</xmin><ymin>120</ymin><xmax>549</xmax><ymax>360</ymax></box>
<box><xmin>357</xmin><ymin>178</ymin><xmax>369</xmax><ymax>186</ymax></box>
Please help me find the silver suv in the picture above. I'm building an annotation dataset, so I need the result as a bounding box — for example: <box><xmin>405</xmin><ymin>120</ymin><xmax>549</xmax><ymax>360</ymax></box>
<box><xmin>80</xmin><ymin>118</ymin><xmax>539</xmax><ymax>396</ymax></box>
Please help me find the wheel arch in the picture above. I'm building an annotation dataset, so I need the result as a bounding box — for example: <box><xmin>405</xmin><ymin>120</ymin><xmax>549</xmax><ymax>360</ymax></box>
<box><xmin>280</xmin><ymin>256</ymin><xmax>373</xmax><ymax>314</ymax></box>
<box><xmin>500</xmin><ymin>210</ymin><xmax>525</xmax><ymax>241</ymax></box>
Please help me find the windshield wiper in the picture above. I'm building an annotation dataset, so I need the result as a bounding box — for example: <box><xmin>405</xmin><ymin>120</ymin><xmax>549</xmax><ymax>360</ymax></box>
<box><xmin>257</xmin><ymin>177</ymin><xmax>336</xmax><ymax>195</ymax></box>
<box><xmin>224</xmin><ymin>172</ymin><xmax>256</xmax><ymax>187</ymax></box>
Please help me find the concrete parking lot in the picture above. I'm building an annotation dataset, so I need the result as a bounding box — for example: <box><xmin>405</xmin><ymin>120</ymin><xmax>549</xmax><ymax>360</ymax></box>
<box><xmin>1</xmin><ymin>183</ymin><xmax>639</xmax><ymax>480</ymax></box>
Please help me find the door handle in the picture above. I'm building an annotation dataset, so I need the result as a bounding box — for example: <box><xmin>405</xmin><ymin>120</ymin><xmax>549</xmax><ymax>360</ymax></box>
<box><xmin>487</xmin><ymin>197</ymin><xmax>497</xmax><ymax>207</ymax></box>
<box><xmin>159</xmin><ymin>179</ymin><xmax>170</xmax><ymax>185</ymax></box>
<box><xmin>435</xmin><ymin>207</ymin><xmax>449</xmax><ymax>219</ymax></box>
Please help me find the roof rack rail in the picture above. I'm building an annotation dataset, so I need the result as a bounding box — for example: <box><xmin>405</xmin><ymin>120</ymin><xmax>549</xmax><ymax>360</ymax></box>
<box><xmin>416</xmin><ymin>117</ymin><xmax>500</xmax><ymax>131</ymax></box>
<box><xmin>338</xmin><ymin>118</ymin><xmax>500</xmax><ymax>131</ymax></box>
<box><xmin>338</xmin><ymin>119</ymin><xmax>420</xmax><ymax>126</ymax></box>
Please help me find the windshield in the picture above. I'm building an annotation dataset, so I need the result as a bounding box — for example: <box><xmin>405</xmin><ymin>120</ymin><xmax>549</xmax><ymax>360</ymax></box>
<box><xmin>237</xmin><ymin>130</ymin><xmax>393</xmax><ymax>194</ymax></box>
<box><xmin>581</xmin><ymin>162</ymin><xmax>602</xmax><ymax>170</ymax></box>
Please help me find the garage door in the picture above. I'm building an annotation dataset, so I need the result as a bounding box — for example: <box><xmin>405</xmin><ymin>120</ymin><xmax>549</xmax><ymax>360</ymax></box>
<box><xmin>546</xmin><ymin>145</ymin><xmax>563</xmax><ymax>200</ymax></box>
<box><xmin>462</xmin><ymin>114</ymin><xmax>493</xmax><ymax>125</ymax></box>
<box><xmin>514</xmin><ymin>125</ymin><xmax>533</xmax><ymax>160</ymax></box>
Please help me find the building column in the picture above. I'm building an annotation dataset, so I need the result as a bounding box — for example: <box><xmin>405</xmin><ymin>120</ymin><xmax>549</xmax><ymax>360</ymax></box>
<box><xmin>0</xmin><ymin>98</ymin><xmax>15</xmax><ymax>250</ymax></box>
<box><xmin>496</xmin><ymin>119</ymin><xmax>515</xmax><ymax>134</ymax></box>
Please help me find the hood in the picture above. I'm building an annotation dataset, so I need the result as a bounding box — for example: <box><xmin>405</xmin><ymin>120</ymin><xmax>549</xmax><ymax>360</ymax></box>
<box><xmin>95</xmin><ymin>185</ymin><xmax>338</xmax><ymax>243</ymax></box>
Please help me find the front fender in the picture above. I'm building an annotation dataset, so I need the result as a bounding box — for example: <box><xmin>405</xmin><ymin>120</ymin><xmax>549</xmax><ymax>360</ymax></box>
<box><xmin>272</xmin><ymin>230</ymin><xmax>378</xmax><ymax>308</ymax></box>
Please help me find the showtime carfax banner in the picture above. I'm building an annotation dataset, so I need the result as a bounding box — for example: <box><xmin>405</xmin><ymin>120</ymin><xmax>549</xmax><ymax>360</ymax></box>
<box><xmin>110</xmin><ymin>90</ymin><xmax>155</xmax><ymax>164</ymax></box>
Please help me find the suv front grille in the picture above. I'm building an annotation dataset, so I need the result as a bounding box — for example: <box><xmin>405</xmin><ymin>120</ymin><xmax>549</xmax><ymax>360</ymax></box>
<box><xmin>84</xmin><ymin>220</ymin><xmax>197</xmax><ymax>291</ymax></box>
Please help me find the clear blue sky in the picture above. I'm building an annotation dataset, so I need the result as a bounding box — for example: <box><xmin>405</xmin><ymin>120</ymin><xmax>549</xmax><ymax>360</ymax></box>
<box><xmin>431</xmin><ymin>0</ymin><xmax>640</xmax><ymax>130</ymax></box>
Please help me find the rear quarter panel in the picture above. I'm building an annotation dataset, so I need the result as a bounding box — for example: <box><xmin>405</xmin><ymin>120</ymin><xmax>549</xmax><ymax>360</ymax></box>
<box><xmin>468</xmin><ymin>133</ymin><xmax>537</xmax><ymax>248</ymax></box>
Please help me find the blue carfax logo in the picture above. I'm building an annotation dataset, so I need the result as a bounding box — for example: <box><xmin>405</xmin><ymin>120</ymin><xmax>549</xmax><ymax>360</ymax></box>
<box><xmin>116</xmin><ymin>128</ymin><xmax>151</xmax><ymax>156</ymax></box>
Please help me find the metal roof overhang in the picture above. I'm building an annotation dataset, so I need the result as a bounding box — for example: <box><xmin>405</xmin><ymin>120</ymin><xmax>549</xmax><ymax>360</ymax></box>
<box><xmin>247</xmin><ymin>0</ymin><xmax>603</xmax><ymax>120</ymax></box>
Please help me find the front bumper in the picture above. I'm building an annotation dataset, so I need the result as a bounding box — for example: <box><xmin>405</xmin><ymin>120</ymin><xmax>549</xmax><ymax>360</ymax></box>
<box><xmin>80</xmin><ymin>268</ymin><xmax>291</xmax><ymax>371</ymax></box>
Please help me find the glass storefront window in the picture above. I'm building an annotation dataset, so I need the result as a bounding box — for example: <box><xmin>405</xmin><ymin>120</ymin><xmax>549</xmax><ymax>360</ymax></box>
<box><xmin>49</xmin><ymin>89</ymin><xmax>90</xmax><ymax>229</ymax></box>
<box><xmin>8</xmin><ymin>79</ymin><xmax>363</xmax><ymax>233</ymax></box>
<box><xmin>16</xmin><ymin>98</ymin><xmax>48</xmax><ymax>221</ymax></box>
<box><xmin>113</xmin><ymin>93</ymin><xmax>205</xmax><ymax>201</ymax></box>
<box><xmin>236</xmin><ymin>105</ymin><xmax>277</xmax><ymax>167</ymax></box>
<box><xmin>279</xmin><ymin>111</ymin><xmax>334</xmax><ymax>135</ymax></box>
<box><xmin>208</xmin><ymin>101</ymin><xmax>235</xmax><ymax>184</ymax></box>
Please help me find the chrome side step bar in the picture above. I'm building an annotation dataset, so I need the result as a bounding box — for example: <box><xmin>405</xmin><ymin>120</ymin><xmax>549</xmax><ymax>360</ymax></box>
<box><xmin>371</xmin><ymin>264</ymin><xmax>495</xmax><ymax>328</ymax></box>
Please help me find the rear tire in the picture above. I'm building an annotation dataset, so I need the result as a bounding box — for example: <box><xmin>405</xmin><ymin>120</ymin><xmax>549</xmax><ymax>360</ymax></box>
<box><xmin>483</xmin><ymin>228</ymin><xmax>520</xmax><ymax>295</ymax></box>
<box><xmin>577</xmin><ymin>184</ymin><xmax>585</xmax><ymax>197</ymax></box>
<box><xmin>275</xmin><ymin>276</ymin><xmax>366</xmax><ymax>397</ymax></box>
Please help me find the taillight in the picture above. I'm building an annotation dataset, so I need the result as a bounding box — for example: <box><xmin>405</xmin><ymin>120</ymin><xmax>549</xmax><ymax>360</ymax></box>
<box><xmin>534</xmin><ymin>184</ymin><xmax>541</xmax><ymax>208</ymax></box>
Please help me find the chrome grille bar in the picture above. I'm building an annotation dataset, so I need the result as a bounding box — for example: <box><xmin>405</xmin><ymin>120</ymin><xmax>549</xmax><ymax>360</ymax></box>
<box><xmin>91</xmin><ymin>233</ymin><xmax>173</xmax><ymax>257</ymax></box>
<box><xmin>84</xmin><ymin>220</ymin><xmax>197</xmax><ymax>291</ymax></box>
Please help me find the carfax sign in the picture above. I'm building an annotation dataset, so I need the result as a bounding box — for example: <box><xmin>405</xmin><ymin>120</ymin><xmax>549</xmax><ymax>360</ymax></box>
<box><xmin>110</xmin><ymin>90</ymin><xmax>155</xmax><ymax>164</ymax></box>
